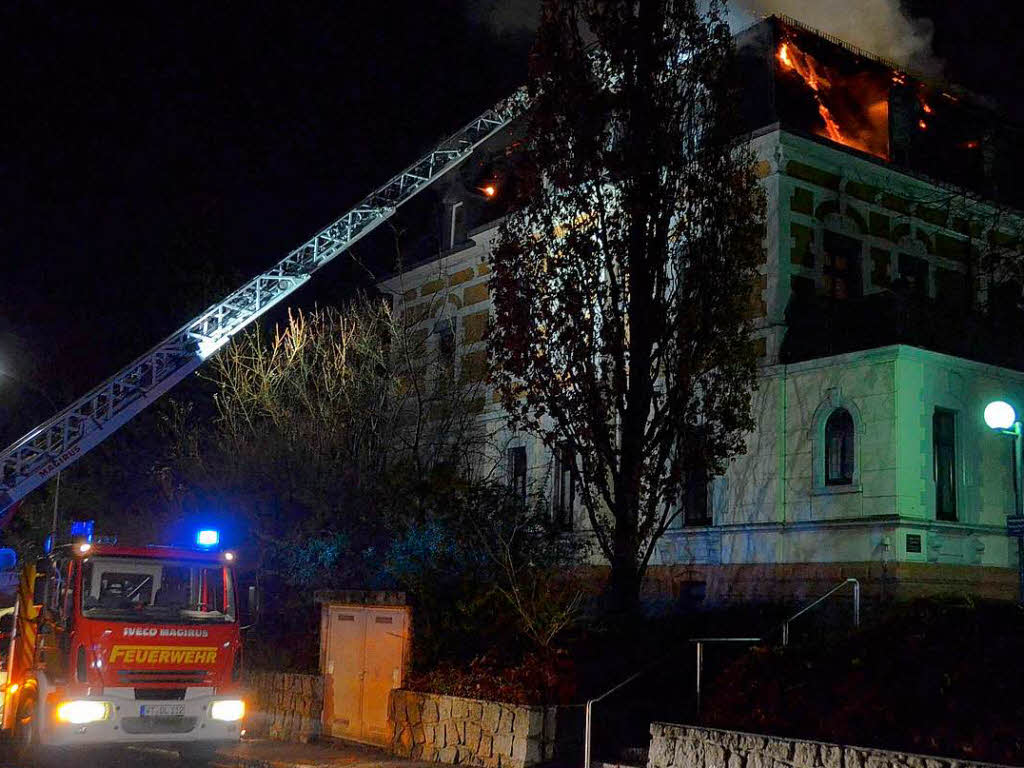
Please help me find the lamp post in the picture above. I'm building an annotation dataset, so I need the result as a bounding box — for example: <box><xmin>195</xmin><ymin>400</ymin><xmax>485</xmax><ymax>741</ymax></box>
<box><xmin>0</xmin><ymin>368</ymin><xmax>62</xmax><ymax>541</ymax></box>
<box><xmin>984</xmin><ymin>400</ymin><xmax>1024</xmax><ymax>605</ymax></box>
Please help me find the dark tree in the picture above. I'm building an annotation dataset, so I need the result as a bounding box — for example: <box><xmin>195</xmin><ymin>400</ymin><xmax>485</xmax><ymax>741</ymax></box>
<box><xmin>488</xmin><ymin>0</ymin><xmax>766</xmax><ymax>611</ymax></box>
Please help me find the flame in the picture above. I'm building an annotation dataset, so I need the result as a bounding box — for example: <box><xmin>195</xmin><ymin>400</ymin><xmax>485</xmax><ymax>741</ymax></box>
<box><xmin>962</xmin><ymin>139</ymin><xmax>979</xmax><ymax>149</ymax></box>
<box><xmin>776</xmin><ymin>41</ymin><xmax>888</xmax><ymax>159</ymax></box>
<box><xmin>777</xmin><ymin>42</ymin><xmax>844</xmax><ymax>146</ymax></box>
<box><xmin>922</xmin><ymin>103</ymin><xmax>933</xmax><ymax>114</ymax></box>
<box><xmin>918</xmin><ymin>119</ymin><xmax>928</xmax><ymax>130</ymax></box>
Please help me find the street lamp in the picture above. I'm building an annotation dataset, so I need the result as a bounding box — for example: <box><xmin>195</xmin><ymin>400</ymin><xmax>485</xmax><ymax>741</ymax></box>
<box><xmin>0</xmin><ymin>368</ymin><xmax>63</xmax><ymax>541</ymax></box>
<box><xmin>984</xmin><ymin>400</ymin><xmax>1019</xmax><ymax>432</ymax></box>
<box><xmin>984</xmin><ymin>399</ymin><xmax>1024</xmax><ymax>604</ymax></box>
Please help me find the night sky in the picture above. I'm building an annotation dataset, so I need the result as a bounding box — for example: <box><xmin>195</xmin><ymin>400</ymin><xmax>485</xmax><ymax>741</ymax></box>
<box><xmin>1</xmin><ymin>0</ymin><xmax>1022</xmax><ymax>443</ymax></box>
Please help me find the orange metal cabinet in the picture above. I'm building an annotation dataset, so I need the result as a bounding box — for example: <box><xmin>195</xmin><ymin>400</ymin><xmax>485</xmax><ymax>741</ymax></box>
<box><xmin>320</xmin><ymin>600</ymin><xmax>410</xmax><ymax>745</ymax></box>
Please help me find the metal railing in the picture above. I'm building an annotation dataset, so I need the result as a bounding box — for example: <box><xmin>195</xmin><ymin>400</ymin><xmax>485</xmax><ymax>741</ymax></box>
<box><xmin>781</xmin><ymin>577</ymin><xmax>859</xmax><ymax>647</ymax></box>
<box><xmin>583</xmin><ymin>663</ymin><xmax>658</xmax><ymax>768</ymax></box>
<box><xmin>582</xmin><ymin>578</ymin><xmax>861</xmax><ymax>767</ymax></box>
<box><xmin>690</xmin><ymin>637</ymin><xmax>763</xmax><ymax>716</ymax></box>
<box><xmin>692</xmin><ymin>578</ymin><xmax>860</xmax><ymax>716</ymax></box>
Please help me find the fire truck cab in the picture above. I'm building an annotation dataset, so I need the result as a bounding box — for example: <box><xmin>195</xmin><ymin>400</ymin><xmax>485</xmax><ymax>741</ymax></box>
<box><xmin>1</xmin><ymin>536</ymin><xmax>246</xmax><ymax>764</ymax></box>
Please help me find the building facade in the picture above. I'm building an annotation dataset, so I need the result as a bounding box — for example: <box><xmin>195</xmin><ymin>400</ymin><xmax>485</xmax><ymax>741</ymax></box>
<box><xmin>378</xmin><ymin>18</ymin><xmax>1024</xmax><ymax>604</ymax></box>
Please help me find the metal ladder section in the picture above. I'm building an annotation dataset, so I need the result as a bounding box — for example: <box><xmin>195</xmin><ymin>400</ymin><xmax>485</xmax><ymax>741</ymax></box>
<box><xmin>583</xmin><ymin>578</ymin><xmax>861</xmax><ymax>768</ymax></box>
<box><xmin>0</xmin><ymin>87</ymin><xmax>529</xmax><ymax>515</ymax></box>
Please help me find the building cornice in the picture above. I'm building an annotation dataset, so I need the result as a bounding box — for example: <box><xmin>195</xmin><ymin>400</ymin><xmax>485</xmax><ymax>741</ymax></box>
<box><xmin>761</xmin><ymin>344</ymin><xmax>1024</xmax><ymax>382</ymax></box>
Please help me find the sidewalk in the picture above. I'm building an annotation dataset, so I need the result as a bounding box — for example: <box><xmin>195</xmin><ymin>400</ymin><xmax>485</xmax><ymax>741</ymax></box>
<box><xmin>217</xmin><ymin>738</ymin><xmax>436</xmax><ymax>768</ymax></box>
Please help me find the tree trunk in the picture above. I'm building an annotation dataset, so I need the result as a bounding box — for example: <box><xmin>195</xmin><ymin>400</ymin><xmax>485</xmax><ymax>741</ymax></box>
<box><xmin>605</xmin><ymin>523</ymin><xmax>644</xmax><ymax>616</ymax></box>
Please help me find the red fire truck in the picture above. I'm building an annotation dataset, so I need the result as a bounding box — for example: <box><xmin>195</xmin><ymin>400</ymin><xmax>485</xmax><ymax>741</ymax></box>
<box><xmin>1</xmin><ymin>533</ymin><xmax>247</xmax><ymax>765</ymax></box>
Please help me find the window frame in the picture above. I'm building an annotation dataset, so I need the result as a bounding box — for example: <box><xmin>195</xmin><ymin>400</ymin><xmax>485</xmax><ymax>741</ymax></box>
<box><xmin>433</xmin><ymin>316</ymin><xmax>457</xmax><ymax>367</ymax></box>
<box><xmin>507</xmin><ymin>445</ymin><xmax>527</xmax><ymax>505</ymax></box>
<box><xmin>821</xmin><ymin>229</ymin><xmax>864</xmax><ymax>300</ymax></box>
<box><xmin>933</xmin><ymin>407</ymin><xmax>958</xmax><ymax>521</ymax></box>
<box><xmin>552</xmin><ymin>442</ymin><xmax>576</xmax><ymax>531</ymax></box>
<box><xmin>682</xmin><ymin>471</ymin><xmax>712</xmax><ymax>527</ymax></box>
<box><xmin>811</xmin><ymin>390</ymin><xmax>863</xmax><ymax>495</ymax></box>
<box><xmin>824</xmin><ymin>408</ymin><xmax>856</xmax><ymax>486</ymax></box>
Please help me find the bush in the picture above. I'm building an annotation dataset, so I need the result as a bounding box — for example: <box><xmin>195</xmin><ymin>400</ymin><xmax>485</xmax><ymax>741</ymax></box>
<box><xmin>702</xmin><ymin>598</ymin><xmax>1024</xmax><ymax>765</ymax></box>
<box><xmin>385</xmin><ymin>481</ymin><xmax>591</xmax><ymax>698</ymax></box>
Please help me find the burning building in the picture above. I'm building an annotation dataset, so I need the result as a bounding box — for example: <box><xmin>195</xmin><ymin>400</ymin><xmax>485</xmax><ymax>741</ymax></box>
<box><xmin>735</xmin><ymin>15</ymin><xmax>1023</xmax><ymax>205</ymax></box>
<box><xmin>377</xmin><ymin>17</ymin><xmax>1024</xmax><ymax>604</ymax></box>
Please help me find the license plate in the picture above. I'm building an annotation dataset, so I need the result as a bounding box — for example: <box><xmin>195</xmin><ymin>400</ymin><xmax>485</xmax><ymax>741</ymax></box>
<box><xmin>140</xmin><ymin>704</ymin><xmax>185</xmax><ymax>718</ymax></box>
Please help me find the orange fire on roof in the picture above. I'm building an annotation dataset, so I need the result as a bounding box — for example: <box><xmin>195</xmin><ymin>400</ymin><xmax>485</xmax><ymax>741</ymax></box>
<box><xmin>776</xmin><ymin>40</ymin><xmax>889</xmax><ymax>160</ymax></box>
<box><xmin>479</xmin><ymin>184</ymin><xmax>497</xmax><ymax>198</ymax></box>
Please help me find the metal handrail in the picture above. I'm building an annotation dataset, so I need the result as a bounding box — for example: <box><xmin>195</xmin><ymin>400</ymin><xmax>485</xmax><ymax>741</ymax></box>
<box><xmin>781</xmin><ymin>577</ymin><xmax>860</xmax><ymax>646</ymax></box>
<box><xmin>583</xmin><ymin>659</ymin><xmax>664</xmax><ymax>768</ymax></box>
<box><xmin>690</xmin><ymin>637</ymin><xmax>762</xmax><ymax>716</ymax></box>
<box><xmin>691</xmin><ymin>578</ymin><xmax>861</xmax><ymax>716</ymax></box>
<box><xmin>583</xmin><ymin>578</ymin><xmax>861</xmax><ymax>766</ymax></box>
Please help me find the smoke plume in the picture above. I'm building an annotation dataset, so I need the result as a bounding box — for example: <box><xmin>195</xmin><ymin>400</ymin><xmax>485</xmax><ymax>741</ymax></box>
<box><xmin>470</xmin><ymin>1</ymin><xmax>942</xmax><ymax>76</ymax></box>
<box><xmin>732</xmin><ymin>0</ymin><xmax>942</xmax><ymax>75</ymax></box>
<box><xmin>471</xmin><ymin>0</ymin><xmax>540</xmax><ymax>36</ymax></box>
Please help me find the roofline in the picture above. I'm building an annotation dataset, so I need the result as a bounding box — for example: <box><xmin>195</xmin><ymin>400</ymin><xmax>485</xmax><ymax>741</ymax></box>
<box><xmin>763</xmin><ymin>343</ymin><xmax>1024</xmax><ymax>382</ymax></box>
<box><xmin>63</xmin><ymin>544</ymin><xmax>229</xmax><ymax>562</ymax></box>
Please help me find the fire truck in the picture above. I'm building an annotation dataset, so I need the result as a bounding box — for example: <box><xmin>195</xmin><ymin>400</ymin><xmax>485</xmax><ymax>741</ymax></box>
<box><xmin>0</xmin><ymin>48</ymin><xmax>527</xmax><ymax>764</ymax></box>
<box><xmin>1</xmin><ymin>529</ymin><xmax>246</xmax><ymax>765</ymax></box>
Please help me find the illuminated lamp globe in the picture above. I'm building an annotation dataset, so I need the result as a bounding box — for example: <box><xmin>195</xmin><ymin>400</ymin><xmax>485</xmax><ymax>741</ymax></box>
<box><xmin>984</xmin><ymin>400</ymin><xmax>1017</xmax><ymax>431</ymax></box>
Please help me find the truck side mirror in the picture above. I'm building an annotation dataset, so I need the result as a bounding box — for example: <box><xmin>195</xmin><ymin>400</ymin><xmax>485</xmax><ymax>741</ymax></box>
<box><xmin>32</xmin><ymin>560</ymin><xmax>50</xmax><ymax>605</ymax></box>
<box><xmin>246</xmin><ymin>585</ymin><xmax>261</xmax><ymax>625</ymax></box>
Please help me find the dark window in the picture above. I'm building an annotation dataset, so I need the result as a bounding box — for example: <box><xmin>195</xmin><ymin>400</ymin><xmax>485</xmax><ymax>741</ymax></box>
<box><xmin>897</xmin><ymin>253</ymin><xmax>929</xmax><ymax>298</ymax></box>
<box><xmin>870</xmin><ymin>247</ymin><xmax>892</xmax><ymax>287</ymax></box>
<box><xmin>822</xmin><ymin>231</ymin><xmax>863</xmax><ymax>300</ymax></box>
<box><xmin>683</xmin><ymin>472</ymin><xmax>711</xmax><ymax>526</ymax></box>
<box><xmin>988</xmin><ymin>280</ymin><xmax>1022</xmax><ymax>323</ymax></box>
<box><xmin>825</xmin><ymin>408</ymin><xmax>855</xmax><ymax>485</ymax></box>
<box><xmin>553</xmin><ymin>443</ymin><xmax>575</xmax><ymax>530</ymax></box>
<box><xmin>935</xmin><ymin>269</ymin><xmax>969</xmax><ymax>312</ymax></box>
<box><xmin>507</xmin><ymin>446</ymin><xmax>527</xmax><ymax>504</ymax></box>
<box><xmin>934</xmin><ymin>409</ymin><xmax>957</xmax><ymax>521</ymax></box>
<box><xmin>434</xmin><ymin>318</ymin><xmax>456</xmax><ymax>364</ymax></box>
<box><xmin>790</xmin><ymin>275</ymin><xmax>816</xmax><ymax>302</ymax></box>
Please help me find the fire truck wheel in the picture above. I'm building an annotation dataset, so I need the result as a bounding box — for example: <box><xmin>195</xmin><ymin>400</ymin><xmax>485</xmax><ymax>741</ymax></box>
<box><xmin>12</xmin><ymin>689</ymin><xmax>47</xmax><ymax>766</ymax></box>
<box><xmin>178</xmin><ymin>744</ymin><xmax>219</xmax><ymax>767</ymax></box>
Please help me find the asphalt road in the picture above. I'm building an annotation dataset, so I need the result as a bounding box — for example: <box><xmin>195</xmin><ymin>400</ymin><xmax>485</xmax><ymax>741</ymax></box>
<box><xmin>0</xmin><ymin>745</ymin><xmax>232</xmax><ymax>767</ymax></box>
<box><xmin>0</xmin><ymin>736</ymin><xmax>425</xmax><ymax>767</ymax></box>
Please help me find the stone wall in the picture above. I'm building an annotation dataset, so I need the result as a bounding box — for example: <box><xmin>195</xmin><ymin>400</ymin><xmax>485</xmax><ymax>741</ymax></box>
<box><xmin>389</xmin><ymin>689</ymin><xmax>581</xmax><ymax>768</ymax></box>
<box><xmin>648</xmin><ymin>723</ymin><xmax>1009</xmax><ymax>768</ymax></box>
<box><xmin>245</xmin><ymin>670</ymin><xmax>324</xmax><ymax>743</ymax></box>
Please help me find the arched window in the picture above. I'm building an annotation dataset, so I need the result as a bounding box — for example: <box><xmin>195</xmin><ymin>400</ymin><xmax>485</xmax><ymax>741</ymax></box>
<box><xmin>825</xmin><ymin>408</ymin><xmax>855</xmax><ymax>485</ymax></box>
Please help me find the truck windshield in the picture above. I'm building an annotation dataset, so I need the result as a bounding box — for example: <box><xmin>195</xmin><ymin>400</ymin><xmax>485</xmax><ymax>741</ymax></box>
<box><xmin>80</xmin><ymin>556</ymin><xmax>236</xmax><ymax>623</ymax></box>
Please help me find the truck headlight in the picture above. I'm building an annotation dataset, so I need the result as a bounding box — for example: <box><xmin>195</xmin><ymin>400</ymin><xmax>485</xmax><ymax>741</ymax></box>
<box><xmin>210</xmin><ymin>699</ymin><xmax>245</xmax><ymax>721</ymax></box>
<box><xmin>56</xmin><ymin>700</ymin><xmax>111</xmax><ymax>724</ymax></box>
